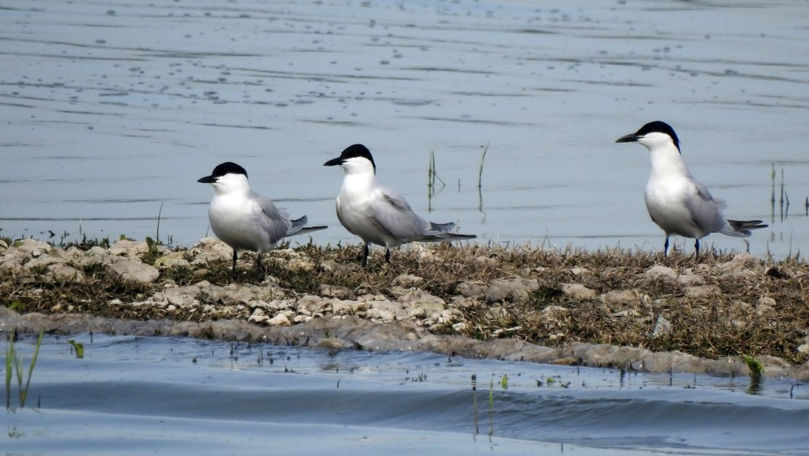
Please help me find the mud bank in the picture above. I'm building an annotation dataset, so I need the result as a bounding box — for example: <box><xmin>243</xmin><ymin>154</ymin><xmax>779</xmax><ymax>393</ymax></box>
<box><xmin>1</xmin><ymin>237</ymin><xmax>808</xmax><ymax>380</ymax></box>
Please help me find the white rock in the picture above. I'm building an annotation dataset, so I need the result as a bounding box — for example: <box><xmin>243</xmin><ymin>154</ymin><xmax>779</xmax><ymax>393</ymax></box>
<box><xmin>248</xmin><ymin>308</ymin><xmax>269</xmax><ymax>324</ymax></box>
<box><xmin>296</xmin><ymin>295</ymin><xmax>328</xmax><ymax>315</ymax></box>
<box><xmin>15</xmin><ymin>239</ymin><xmax>51</xmax><ymax>257</ymax></box>
<box><xmin>47</xmin><ymin>263</ymin><xmax>84</xmax><ymax>282</ymax></box>
<box><xmin>109</xmin><ymin>239</ymin><xmax>148</xmax><ymax>258</ymax></box>
<box><xmin>107</xmin><ymin>258</ymin><xmax>160</xmax><ymax>284</ymax></box>
<box><xmin>677</xmin><ymin>272</ymin><xmax>705</xmax><ymax>287</ymax></box>
<box><xmin>651</xmin><ymin>315</ymin><xmax>672</xmax><ymax>338</ymax></box>
<box><xmin>561</xmin><ymin>283</ymin><xmax>596</xmax><ymax>301</ymax></box>
<box><xmin>644</xmin><ymin>265</ymin><xmax>677</xmax><ymax>281</ymax></box>
<box><xmin>486</xmin><ymin>277</ymin><xmax>539</xmax><ymax>303</ymax></box>
<box><xmin>267</xmin><ymin>313</ymin><xmax>291</xmax><ymax>326</ymax></box>
<box><xmin>153</xmin><ymin>252</ymin><xmax>191</xmax><ymax>269</ymax></box>
<box><xmin>684</xmin><ymin>285</ymin><xmax>721</xmax><ymax>299</ymax></box>
<box><xmin>600</xmin><ymin>289</ymin><xmax>642</xmax><ymax>306</ymax></box>
<box><xmin>570</xmin><ymin>267</ymin><xmax>589</xmax><ymax>276</ymax></box>
<box><xmin>392</xmin><ymin>273</ymin><xmax>423</xmax><ymax>287</ymax></box>
<box><xmin>398</xmin><ymin>289</ymin><xmax>445</xmax><ymax>313</ymax></box>
<box><xmin>719</xmin><ymin>254</ymin><xmax>762</xmax><ymax>274</ymax></box>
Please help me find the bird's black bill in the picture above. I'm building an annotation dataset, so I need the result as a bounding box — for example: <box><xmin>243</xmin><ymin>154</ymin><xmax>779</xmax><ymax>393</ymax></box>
<box><xmin>323</xmin><ymin>157</ymin><xmax>344</xmax><ymax>167</ymax></box>
<box><xmin>615</xmin><ymin>133</ymin><xmax>639</xmax><ymax>143</ymax></box>
<box><xmin>197</xmin><ymin>175</ymin><xmax>216</xmax><ymax>183</ymax></box>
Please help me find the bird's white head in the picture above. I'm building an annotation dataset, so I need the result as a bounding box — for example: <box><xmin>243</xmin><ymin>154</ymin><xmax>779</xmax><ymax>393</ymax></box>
<box><xmin>197</xmin><ymin>162</ymin><xmax>250</xmax><ymax>194</ymax></box>
<box><xmin>323</xmin><ymin>144</ymin><xmax>377</xmax><ymax>176</ymax></box>
<box><xmin>615</xmin><ymin>120</ymin><xmax>681</xmax><ymax>153</ymax></box>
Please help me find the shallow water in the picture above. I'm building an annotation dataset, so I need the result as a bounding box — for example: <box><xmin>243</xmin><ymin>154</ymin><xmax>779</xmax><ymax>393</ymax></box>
<box><xmin>1</xmin><ymin>0</ymin><xmax>808</xmax><ymax>257</ymax></box>
<box><xmin>3</xmin><ymin>334</ymin><xmax>809</xmax><ymax>455</ymax></box>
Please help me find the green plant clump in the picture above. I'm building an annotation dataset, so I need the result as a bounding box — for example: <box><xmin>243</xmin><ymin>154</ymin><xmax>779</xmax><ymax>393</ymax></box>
<box><xmin>5</xmin><ymin>330</ymin><xmax>44</xmax><ymax>410</ymax></box>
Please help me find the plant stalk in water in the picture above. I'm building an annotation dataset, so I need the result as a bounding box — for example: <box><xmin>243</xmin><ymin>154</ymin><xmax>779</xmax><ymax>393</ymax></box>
<box><xmin>5</xmin><ymin>330</ymin><xmax>44</xmax><ymax>409</ymax></box>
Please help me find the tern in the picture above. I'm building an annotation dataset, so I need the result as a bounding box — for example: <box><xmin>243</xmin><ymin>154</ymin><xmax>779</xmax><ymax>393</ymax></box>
<box><xmin>198</xmin><ymin>162</ymin><xmax>326</xmax><ymax>273</ymax></box>
<box><xmin>324</xmin><ymin>144</ymin><xmax>476</xmax><ymax>265</ymax></box>
<box><xmin>616</xmin><ymin>121</ymin><xmax>766</xmax><ymax>256</ymax></box>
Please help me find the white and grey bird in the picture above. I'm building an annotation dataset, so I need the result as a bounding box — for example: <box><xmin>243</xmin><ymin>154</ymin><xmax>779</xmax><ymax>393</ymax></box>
<box><xmin>324</xmin><ymin>144</ymin><xmax>476</xmax><ymax>265</ymax></box>
<box><xmin>616</xmin><ymin>121</ymin><xmax>766</xmax><ymax>256</ymax></box>
<box><xmin>198</xmin><ymin>162</ymin><xmax>326</xmax><ymax>274</ymax></box>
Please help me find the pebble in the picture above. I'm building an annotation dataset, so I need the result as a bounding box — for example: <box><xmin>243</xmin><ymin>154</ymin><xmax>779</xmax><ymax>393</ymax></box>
<box><xmin>561</xmin><ymin>283</ymin><xmax>596</xmax><ymax>301</ymax></box>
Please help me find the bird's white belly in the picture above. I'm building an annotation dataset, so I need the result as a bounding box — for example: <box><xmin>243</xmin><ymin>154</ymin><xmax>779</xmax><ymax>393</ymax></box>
<box><xmin>336</xmin><ymin>194</ymin><xmax>395</xmax><ymax>247</ymax></box>
<box><xmin>645</xmin><ymin>178</ymin><xmax>702</xmax><ymax>238</ymax></box>
<box><xmin>209</xmin><ymin>198</ymin><xmax>269</xmax><ymax>251</ymax></box>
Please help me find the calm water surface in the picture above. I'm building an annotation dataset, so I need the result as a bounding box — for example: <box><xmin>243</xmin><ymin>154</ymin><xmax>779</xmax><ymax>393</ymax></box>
<box><xmin>3</xmin><ymin>334</ymin><xmax>809</xmax><ymax>455</ymax></box>
<box><xmin>1</xmin><ymin>0</ymin><xmax>808</xmax><ymax>257</ymax></box>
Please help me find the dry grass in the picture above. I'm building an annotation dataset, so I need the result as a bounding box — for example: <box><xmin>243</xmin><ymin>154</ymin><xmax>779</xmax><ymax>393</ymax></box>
<box><xmin>2</xmin><ymin>241</ymin><xmax>809</xmax><ymax>364</ymax></box>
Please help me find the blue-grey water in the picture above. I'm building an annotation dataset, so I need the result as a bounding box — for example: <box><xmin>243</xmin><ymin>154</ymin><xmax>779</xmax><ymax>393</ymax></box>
<box><xmin>1</xmin><ymin>0</ymin><xmax>808</xmax><ymax>257</ymax></box>
<box><xmin>3</xmin><ymin>333</ymin><xmax>809</xmax><ymax>455</ymax></box>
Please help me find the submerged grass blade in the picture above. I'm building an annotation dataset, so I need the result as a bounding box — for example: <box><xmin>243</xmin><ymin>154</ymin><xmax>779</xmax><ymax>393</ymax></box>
<box><xmin>5</xmin><ymin>337</ymin><xmax>12</xmax><ymax>409</ymax></box>
<box><xmin>20</xmin><ymin>330</ymin><xmax>44</xmax><ymax>408</ymax></box>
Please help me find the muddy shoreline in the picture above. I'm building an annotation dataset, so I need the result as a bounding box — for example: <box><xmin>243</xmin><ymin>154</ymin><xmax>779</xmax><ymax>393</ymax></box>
<box><xmin>2</xmin><ymin>237</ymin><xmax>808</xmax><ymax>380</ymax></box>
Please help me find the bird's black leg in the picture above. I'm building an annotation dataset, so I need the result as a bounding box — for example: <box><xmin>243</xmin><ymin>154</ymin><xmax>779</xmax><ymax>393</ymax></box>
<box><xmin>663</xmin><ymin>236</ymin><xmax>669</xmax><ymax>257</ymax></box>
<box><xmin>231</xmin><ymin>249</ymin><xmax>238</xmax><ymax>276</ymax></box>
<box><xmin>385</xmin><ymin>248</ymin><xmax>391</xmax><ymax>263</ymax></box>
<box><xmin>361</xmin><ymin>243</ymin><xmax>369</xmax><ymax>267</ymax></box>
<box><xmin>694</xmin><ymin>239</ymin><xmax>700</xmax><ymax>258</ymax></box>
<box><xmin>256</xmin><ymin>252</ymin><xmax>263</xmax><ymax>272</ymax></box>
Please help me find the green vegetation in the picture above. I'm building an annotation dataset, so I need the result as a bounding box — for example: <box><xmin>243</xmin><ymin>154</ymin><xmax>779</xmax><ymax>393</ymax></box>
<box><xmin>67</xmin><ymin>339</ymin><xmax>84</xmax><ymax>359</ymax></box>
<box><xmin>5</xmin><ymin>330</ymin><xmax>44</xmax><ymax>410</ymax></box>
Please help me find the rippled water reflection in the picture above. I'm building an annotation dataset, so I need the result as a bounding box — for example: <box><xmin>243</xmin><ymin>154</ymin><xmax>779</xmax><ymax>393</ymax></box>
<box><xmin>4</xmin><ymin>334</ymin><xmax>809</xmax><ymax>455</ymax></box>
<box><xmin>1</xmin><ymin>0</ymin><xmax>808</xmax><ymax>257</ymax></box>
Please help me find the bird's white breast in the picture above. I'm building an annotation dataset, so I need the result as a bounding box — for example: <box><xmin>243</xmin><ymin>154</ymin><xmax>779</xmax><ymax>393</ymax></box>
<box><xmin>335</xmin><ymin>174</ymin><xmax>393</xmax><ymax>247</ymax></box>
<box><xmin>208</xmin><ymin>193</ymin><xmax>271</xmax><ymax>251</ymax></box>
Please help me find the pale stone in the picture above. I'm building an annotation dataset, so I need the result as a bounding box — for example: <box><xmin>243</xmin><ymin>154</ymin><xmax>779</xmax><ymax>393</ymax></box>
<box><xmin>644</xmin><ymin>265</ymin><xmax>677</xmax><ymax>281</ymax></box>
<box><xmin>393</xmin><ymin>273</ymin><xmax>423</xmax><ymax>287</ymax></box>
<box><xmin>561</xmin><ymin>283</ymin><xmax>596</xmax><ymax>301</ymax></box>
<box><xmin>153</xmin><ymin>251</ymin><xmax>190</xmax><ymax>269</ymax></box>
<box><xmin>267</xmin><ymin>313</ymin><xmax>291</xmax><ymax>326</ymax></box>
<box><xmin>248</xmin><ymin>308</ymin><xmax>269</xmax><ymax>324</ymax></box>
<box><xmin>24</xmin><ymin>254</ymin><xmax>60</xmax><ymax>270</ymax></box>
<box><xmin>600</xmin><ymin>289</ymin><xmax>642</xmax><ymax>306</ymax></box>
<box><xmin>296</xmin><ymin>295</ymin><xmax>328</xmax><ymax>315</ymax></box>
<box><xmin>651</xmin><ymin>315</ymin><xmax>672</xmax><ymax>338</ymax></box>
<box><xmin>540</xmin><ymin>305</ymin><xmax>570</xmax><ymax>323</ymax></box>
<box><xmin>318</xmin><ymin>284</ymin><xmax>354</xmax><ymax>299</ymax></box>
<box><xmin>398</xmin><ymin>289</ymin><xmax>445</xmax><ymax>313</ymax></box>
<box><xmin>757</xmin><ymin>296</ymin><xmax>776</xmax><ymax>307</ymax></box>
<box><xmin>314</xmin><ymin>338</ymin><xmax>348</xmax><ymax>350</ymax></box>
<box><xmin>719</xmin><ymin>254</ymin><xmax>762</xmax><ymax>274</ymax></box>
<box><xmin>109</xmin><ymin>239</ymin><xmax>149</xmax><ymax>258</ymax></box>
<box><xmin>107</xmin><ymin>258</ymin><xmax>160</xmax><ymax>284</ymax></box>
<box><xmin>15</xmin><ymin>239</ymin><xmax>51</xmax><ymax>257</ymax></box>
<box><xmin>456</xmin><ymin>281</ymin><xmax>487</xmax><ymax>298</ymax></box>
<box><xmin>47</xmin><ymin>263</ymin><xmax>84</xmax><ymax>283</ymax></box>
<box><xmin>284</xmin><ymin>257</ymin><xmax>315</xmax><ymax>272</ymax></box>
<box><xmin>677</xmin><ymin>272</ymin><xmax>705</xmax><ymax>287</ymax></box>
<box><xmin>365</xmin><ymin>300</ymin><xmax>401</xmax><ymax>322</ymax></box>
<box><xmin>486</xmin><ymin>277</ymin><xmax>539</xmax><ymax>303</ymax></box>
<box><xmin>684</xmin><ymin>285</ymin><xmax>721</xmax><ymax>299</ymax></box>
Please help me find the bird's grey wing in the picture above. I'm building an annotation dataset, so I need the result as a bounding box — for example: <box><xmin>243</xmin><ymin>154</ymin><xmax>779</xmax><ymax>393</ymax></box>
<box><xmin>684</xmin><ymin>178</ymin><xmax>726</xmax><ymax>233</ymax></box>
<box><xmin>253</xmin><ymin>191</ymin><xmax>292</xmax><ymax>242</ymax></box>
<box><xmin>367</xmin><ymin>186</ymin><xmax>429</xmax><ymax>241</ymax></box>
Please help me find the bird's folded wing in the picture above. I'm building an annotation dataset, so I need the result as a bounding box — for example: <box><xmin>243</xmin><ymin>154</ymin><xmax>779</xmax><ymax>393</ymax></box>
<box><xmin>685</xmin><ymin>178</ymin><xmax>725</xmax><ymax>233</ymax></box>
<box><xmin>254</xmin><ymin>191</ymin><xmax>293</xmax><ymax>241</ymax></box>
<box><xmin>367</xmin><ymin>186</ymin><xmax>428</xmax><ymax>241</ymax></box>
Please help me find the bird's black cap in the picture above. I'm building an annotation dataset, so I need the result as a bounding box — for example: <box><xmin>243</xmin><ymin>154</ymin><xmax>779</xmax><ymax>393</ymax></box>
<box><xmin>198</xmin><ymin>162</ymin><xmax>247</xmax><ymax>183</ymax></box>
<box><xmin>323</xmin><ymin>144</ymin><xmax>376</xmax><ymax>173</ymax></box>
<box><xmin>616</xmin><ymin>120</ymin><xmax>680</xmax><ymax>150</ymax></box>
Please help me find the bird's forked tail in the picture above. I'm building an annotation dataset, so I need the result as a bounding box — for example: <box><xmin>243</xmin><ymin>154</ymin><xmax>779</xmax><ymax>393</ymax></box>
<box><xmin>721</xmin><ymin>219</ymin><xmax>768</xmax><ymax>237</ymax></box>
